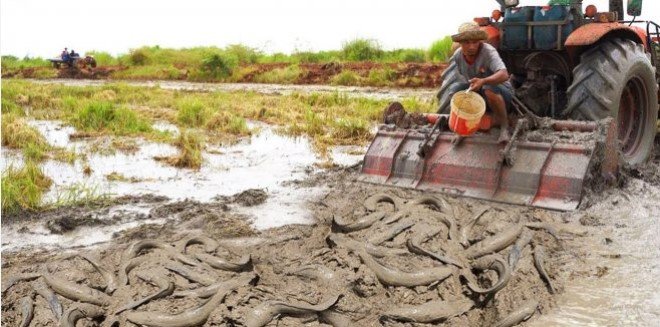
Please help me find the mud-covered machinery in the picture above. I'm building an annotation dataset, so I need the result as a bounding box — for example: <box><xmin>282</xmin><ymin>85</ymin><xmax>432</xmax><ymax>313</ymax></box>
<box><xmin>49</xmin><ymin>55</ymin><xmax>97</xmax><ymax>69</ymax></box>
<box><xmin>360</xmin><ymin>0</ymin><xmax>659</xmax><ymax>211</ymax></box>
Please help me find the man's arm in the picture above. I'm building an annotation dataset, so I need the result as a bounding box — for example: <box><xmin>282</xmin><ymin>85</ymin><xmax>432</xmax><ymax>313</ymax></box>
<box><xmin>469</xmin><ymin>69</ymin><xmax>509</xmax><ymax>91</ymax></box>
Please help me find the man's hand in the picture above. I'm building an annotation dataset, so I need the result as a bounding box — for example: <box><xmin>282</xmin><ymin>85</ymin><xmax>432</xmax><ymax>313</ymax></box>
<box><xmin>469</xmin><ymin>78</ymin><xmax>485</xmax><ymax>92</ymax></box>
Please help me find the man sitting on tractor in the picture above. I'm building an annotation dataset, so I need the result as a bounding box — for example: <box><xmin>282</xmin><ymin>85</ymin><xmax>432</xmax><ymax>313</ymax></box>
<box><xmin>448</xmin><ymin>22</ymin><xmax>513</xmax><ymax>143</ymax></box>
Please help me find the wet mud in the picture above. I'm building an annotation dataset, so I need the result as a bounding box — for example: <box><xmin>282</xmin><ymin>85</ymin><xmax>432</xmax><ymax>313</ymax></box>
<box><xmin>2</xmin><ymin>164</ymin><xmax>581</xmax><ymax>326</ymax></box>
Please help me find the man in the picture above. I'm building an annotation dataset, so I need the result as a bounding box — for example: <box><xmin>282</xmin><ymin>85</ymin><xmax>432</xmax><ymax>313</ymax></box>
<box><xmin>447</xmin><ymin>22</ymin><xmax>513</xmax><ymax>142</ymax></box>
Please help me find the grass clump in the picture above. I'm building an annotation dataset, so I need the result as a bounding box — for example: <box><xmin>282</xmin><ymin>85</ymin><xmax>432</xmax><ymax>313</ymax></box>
<box><xmin>341</xmin><ymin>39</ymin><xmax>384</xmax><ymax>61</ymax></box>
<box><xmin>165</xmin><ymin>129</ymin><xmax>204</xmax><ymax>169</ymax></box>
<box><xmin>177</xmin><ymin>99</ymin><xmax>211</xmax><ymax>127</ymax></box>
<box><xmin>206</xmin><ymin>112</ymin><xmax>251</xmax><ymax>136</ymax></box>
<box><xmin>331</xmin><ymin>117</ymin><xmax>371</xmax><ymax>142</ymax></box>
<box><xmin>331</xmin><ymin>71</ymin><xmax>361</xmax><ymax>86</ymax></box>
<box><xmin>71</xmin><ymin>101</ymin><xmax>151</xmax><ymax>135</ymax></box>
<box><xmin>254</xmin><ymin>65</ymin><xmax>302</xmax><ymax>84</ymax></box>
<box><xmin>428</xmin><ymin>36</ymin><xmax>454</xmax><ymax>62</ymax></box>
<box><xmin>1</xmin><ymin>162</ymin><xmax>53</xmax><ymax>214</ymax></box>
<box><xmin>367</xmin><ymin>68</ymin><xmax>398</xmax><ymax>86</ymax></box>
<box><xmin>1</xmin><ymin>115</ymin><xmax>52</xmax><ymax>161</ymax></box>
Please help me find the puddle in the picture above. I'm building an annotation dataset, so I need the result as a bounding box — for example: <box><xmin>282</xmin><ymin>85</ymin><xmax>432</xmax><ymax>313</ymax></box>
<box><xmin>30</xmin><ymin>79</ymin><xmax>436</xmax><ymax>102</ymax></box>
<box><xmin>2</xmin><ymin>119</ymin><xmax>363</xmax><ymax>250</ymax></box>
<box><xmin>531</xmin><ymin>179</ymin><xmax>660</xmax><ymax>326</ymax></box>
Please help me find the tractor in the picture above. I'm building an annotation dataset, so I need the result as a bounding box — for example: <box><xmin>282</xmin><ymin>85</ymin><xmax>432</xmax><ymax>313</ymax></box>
<box><xmin>359</xmin><ymin>0</ymin><xmax>659</xmax><ymax>210</ymax></box>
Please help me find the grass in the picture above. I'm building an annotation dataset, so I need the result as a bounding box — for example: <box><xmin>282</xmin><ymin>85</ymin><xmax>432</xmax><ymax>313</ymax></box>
<box><xmin>164</xmin><ymin>129</ymin><xmax>204</xmax><ymax>169</ymax></box>
<box><xmin>341</xmin><ymin>39</ymin><xmax>384</xmax><ymax>61</ymax></box>
<box><xmin>3</xmin><ymin>79</ymin><xmax>435</xmax><ymax>157</ymax></box>
<box><xmin>206</xmin><ymin>112</ymin><xmax>251</xmax><ymax>136</ymax></box>
<box><xmin>3</xmin><ymin>38</ymin><xmax>453</xmax><ymax>86</ymax></box>
<box><xmin>71</xmin><ymin>101</ymin><xmax>152</xmax><ymax>135</ymax></box>
<box><xmin>428</xmin><ymin>36</ymin><xmax>454</xmax><ymax>62</ymax></box>
<box><xmin>52</xmin><ymin>182</ymin><xmax>110</xmax><ymax>208</ymax></box>
<box><xmin>253</xmin><ymin>65</ymin><xmax>302</xmax><ymax>84</ymax></box>
<box><xmin>177</xmin><ymin>99</ymin><xmax>211</xmax><ymax>127</ymax></box>
<box><xmin>1</xmin><ymin>115</ymin><xmax>52</xmax><ymax>161</ymax></box>
<box><xmin>331</xmin><ymin>71</ymin><xmax>361</xmax><ymax>86</ymax></box>
<box><xmin>1</xmin><ymin>162</ymin><xmax>53</xmax><ymax>214</ymax></box>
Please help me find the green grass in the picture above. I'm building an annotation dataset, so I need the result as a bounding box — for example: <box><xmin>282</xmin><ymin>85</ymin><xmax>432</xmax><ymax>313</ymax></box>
<box><xmin>177</xmin><ymin>99</ymin><xmax>211</xmax><ymax>127</ymax></box>
<box><xmin>71</xmin><ymin>101</ymin><xmax>152</xmax><ymax>135</ymax></box>
<box><xmin>1</xmin><ymin>162</ymin><xmax>53</xmax><ymax>214</ymax></box>
<box><xmin>3</xmin><ymin>79</ymin><xmax>436</xmax><ymax>157</ymax></box>
<box><xmin>253</xmin><ymin>65</ymin><xmax>302</xmax><ymax>84</ymax></box>
<box><xmin>52</xmin><ymin>182</ymin><xmax>110</xmax><ymax>208</ymax></box>
<box><xmin>341</xmin><ymin>39</ymin><xmax>384</xmax><ymax>61</ymax></box>
<box><xmin>367</xmin><ymin>68</ymin><xmax>398</xmax><ymax>87</ymax></box>
<box><xmin>428</xmin><ymin>36</ymin><xmax>454</xmax><ymax>62</ymax></box>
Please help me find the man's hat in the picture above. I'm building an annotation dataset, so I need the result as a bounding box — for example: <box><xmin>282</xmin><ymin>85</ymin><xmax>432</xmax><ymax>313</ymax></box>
<box><xmin>451</xmin><ymin>22</ymin><xmax>488</xmax><ymax>42</ymax></box>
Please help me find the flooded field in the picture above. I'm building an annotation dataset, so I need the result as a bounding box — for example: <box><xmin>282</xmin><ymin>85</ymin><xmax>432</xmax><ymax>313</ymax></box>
<box><xmin>30</xmin><ymin>79</ymin><xmax>437</xmax><ymax>102</ymax></box>
<box><xmin>1</xmin><ymin>80</ymin><xmax>659</xmax><ymax>326</ymax></box>
<box><xmin>1</xmin><ymin>119</ymin><xmax>363</xmax><ymax>251</ymax></box>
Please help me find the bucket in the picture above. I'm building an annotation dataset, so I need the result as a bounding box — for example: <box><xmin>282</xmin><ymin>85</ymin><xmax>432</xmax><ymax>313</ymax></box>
<box><xmin>449</xmin><ymin>91</ymin><xmax>486</xmax><ymax>136</ymax></box>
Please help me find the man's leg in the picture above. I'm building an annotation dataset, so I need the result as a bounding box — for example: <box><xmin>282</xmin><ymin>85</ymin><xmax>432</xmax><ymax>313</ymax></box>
<box><xmin>483</xmin><ymin>86</ymin><xmax>510</xmax><ymax>143</ymax></box>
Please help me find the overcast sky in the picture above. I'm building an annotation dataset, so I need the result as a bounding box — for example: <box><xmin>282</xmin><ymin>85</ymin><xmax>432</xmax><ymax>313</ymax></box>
<box><xmin>1</xmin><ymin>0</ymin><xmax>658</xmax><ymax>58</ymax></box>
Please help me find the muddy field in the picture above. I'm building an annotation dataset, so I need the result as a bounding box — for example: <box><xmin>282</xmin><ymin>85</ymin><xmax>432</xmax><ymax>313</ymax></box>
<box><xmin>1</xmin><ymin>80</ymin><xmax>659</xmax><ymax>326</ymax></box>
<box><xmin>2</xmin><ymin>151</ymin><xmax>659</xmax><ymax>326</ymax></box>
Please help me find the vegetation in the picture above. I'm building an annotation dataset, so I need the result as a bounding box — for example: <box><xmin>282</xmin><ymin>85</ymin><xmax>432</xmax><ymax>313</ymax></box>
<box><xmin>1</xmin><ymin>162</ymin><xmax>53</xmax><ymax>214</ymax></box>
<box><xmin>166</xmin><ymin>129</ymin><xmax>204</xmax><ymax>169</ymax></box>
<box><xmin>2</xmin><ymin>79</ymin><xmax>434</xmax><ymax>156</ymax></box>
<box><xmin>2</xmin><ymin>38</ymin><xmax>453</xmax><ymax>86</ymax></box>
<box><xmin>428</xmin><ymin>36</ymin><xmax>454</xmax><ymax>62</ymax></box>
<box><xmin>71</xmin><ymin>101</ymin><xmax>152</xmax><ymax>135</ymax></box>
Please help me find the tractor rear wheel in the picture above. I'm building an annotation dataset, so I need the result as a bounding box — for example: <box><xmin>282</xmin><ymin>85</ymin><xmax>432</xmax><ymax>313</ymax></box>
<box><xmin>564</xmin><ymin>38</ymin><xmax>658</xmax><ymax>165</ymax></box>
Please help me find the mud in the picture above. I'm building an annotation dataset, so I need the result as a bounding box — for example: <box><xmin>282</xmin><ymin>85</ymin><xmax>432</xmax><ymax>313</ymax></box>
<box><xmin>2</xmin><ymin>164</ymin><xmax>575</xmax><ymax>326</ymax></box>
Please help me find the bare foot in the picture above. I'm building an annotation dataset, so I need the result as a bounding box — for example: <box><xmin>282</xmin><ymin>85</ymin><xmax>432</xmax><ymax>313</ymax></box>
<box><xmin>498</xmin><ymin>128</ymin><xmax>511</xmax><ymax>144</ymax></box>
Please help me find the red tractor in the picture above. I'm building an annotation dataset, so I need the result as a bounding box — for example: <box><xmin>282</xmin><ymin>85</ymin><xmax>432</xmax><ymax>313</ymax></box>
<box><xmin>360</xmin><ymin>0</ymin><xmax>659</xmax><ymax>210</ymax></box>
<box><xmin>439</xmin><ymin>0</ymin><xmax>659</xmax><ymax>164</ymax></box>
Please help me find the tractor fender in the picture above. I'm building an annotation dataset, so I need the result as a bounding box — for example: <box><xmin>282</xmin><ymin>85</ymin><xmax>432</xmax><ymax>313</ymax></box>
<box><xmin>565</xmin><ymin>23</ymin><xmax>646</xmax><ymax>48</ymax></box>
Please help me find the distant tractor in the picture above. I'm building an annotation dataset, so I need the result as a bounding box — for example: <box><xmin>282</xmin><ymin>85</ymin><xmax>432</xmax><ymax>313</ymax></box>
<box><xmin>438</xmin><ymin>0</ymin><xmax>659</xmax><ymax>164</ymax></box>
<box><xmin>49</xmin><ymin>54</ymin><xmax>97</xmax><ymax>70</ymax></box>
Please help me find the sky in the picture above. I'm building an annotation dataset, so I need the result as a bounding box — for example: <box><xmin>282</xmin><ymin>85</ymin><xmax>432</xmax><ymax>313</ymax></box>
<box><xmin>1</xmin><ymin>0</ymin><xmax>658</xmax><ymax>58</ymax></box>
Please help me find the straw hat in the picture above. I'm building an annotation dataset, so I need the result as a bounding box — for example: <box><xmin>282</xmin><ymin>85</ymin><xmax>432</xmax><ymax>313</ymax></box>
<box><xmin>451</xmin><ymin>22</ymin><xmax>488</xmax><ymax>42</ymax></box>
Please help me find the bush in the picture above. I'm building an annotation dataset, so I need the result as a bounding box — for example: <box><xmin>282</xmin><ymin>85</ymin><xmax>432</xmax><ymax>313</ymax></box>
<box><xmin>428</xmin><ymin>36</ymin><xmax>454</xmax><ymax>62</ymax></box>
<box><xmin>128</xmin><ymin>48</ymin><xmax>151</xmax><ymax>65</ymax></box>
<box><xmin>341</xmin><ymin>39</ymin><xmax>384</xmax><ymax>61</ymax></box>
<box><xmin>201</xmin><ymin>52</ymin><xmax>238</xmax><ymax>79</ymax></box>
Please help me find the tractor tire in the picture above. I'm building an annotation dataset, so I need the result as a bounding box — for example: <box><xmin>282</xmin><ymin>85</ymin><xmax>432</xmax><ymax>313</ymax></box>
<box><xmin>564</xmin><ymin>38</ymin><xmax>659</xmax><ymax>165</ymax></box>
<box><xmin>436</xmin><ymin>60</ymin><xmax>467</xmax><ymax>114</ymax></box>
